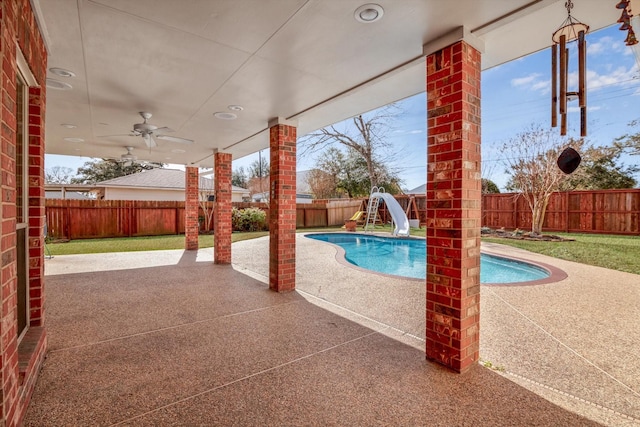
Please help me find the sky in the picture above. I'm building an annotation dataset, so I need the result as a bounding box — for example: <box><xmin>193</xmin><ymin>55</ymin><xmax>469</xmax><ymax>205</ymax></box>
<box><xmin>46</xmin><ymin>23</ymin><xmax>640</xmax><ymax>192</ymax></box>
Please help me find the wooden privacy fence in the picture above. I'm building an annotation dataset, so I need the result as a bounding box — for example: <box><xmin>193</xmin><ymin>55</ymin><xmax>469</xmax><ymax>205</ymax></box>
<box><xmin>46</xmin><ymin>190</ymin><xmax>640</xmax><ymax>240</ymax></box>
<box><xmin>45</xmin><ymin>199</ymin><xmax>363</xmax><ymax>240</ymax></box>
<box><xmin>482</xmin><ymin>190</ymin><xmax>640</xmax><ymax>235</ymax></box>
<box><xmin>46</xmin><ymin>200</ymin><xmax>192</xmax><ymax>240</ymax></box>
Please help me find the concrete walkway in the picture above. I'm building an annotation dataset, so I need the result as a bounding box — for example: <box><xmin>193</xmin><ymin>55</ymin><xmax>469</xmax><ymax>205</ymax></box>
<box><xmin>24</xmin><ymin>234</ymin><xmax>640</xmax><ymax>426</ymax></box>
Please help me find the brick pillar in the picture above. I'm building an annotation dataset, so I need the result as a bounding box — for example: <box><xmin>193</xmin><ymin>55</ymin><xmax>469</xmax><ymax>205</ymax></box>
<box><xmin>425</xmin><ymin>40</ymin><xmax>482</xmax><ymax>373</ymax></box>
<box><xmin>28</xmin><ymin>87</ymin><xmax>45</xmax><ymax>327</ymax></box>
<box><xmin>268</xmin><ymin>118</ymin><xmax>297</xmax><ymax>292</ymax></box>
<box><xmin>214</xmin><ymin>152</ymin><xmax>232</xmax><ymax>264</ymax></box>
<box><xmin>185</xmin><ymin>166</ymin><xmax>199</xmax><ymax>250</ymax></box>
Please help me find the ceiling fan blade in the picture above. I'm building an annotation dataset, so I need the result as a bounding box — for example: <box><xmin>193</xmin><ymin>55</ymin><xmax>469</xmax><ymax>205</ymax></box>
<box><xmin>98</xmin><ymin>133</ymin><xmax>136</xmax><ymax>138</ymax></box>
<box><xmin>156</xmin><ymin>135</ymin><xmax>194</xmax><ymax>144</ymax></box>
<box><xmin>142</xmin><ymin>133</ymin><xmax>158</xmax><ymax>148</ymax></box>
<box><xmin>154</xmin><ymin>127</ymin><xmax>174</xmax><ymax>133</ymax></box>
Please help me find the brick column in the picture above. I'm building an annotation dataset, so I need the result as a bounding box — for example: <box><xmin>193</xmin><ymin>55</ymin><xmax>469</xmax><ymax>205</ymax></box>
<box><xmin>268</xmin><ymin>118</ymin><xmax>297</xmax><ymax>292</ymax></box>
<box><xmin>425</xmin><ymin>40</ymin><xmax>482</xmax><ymax>373</ymax></box>
<box><xmin>28</xmin><ymin>87</ymin><xmax>46</xmax><ymax>327</ymax></box>
<box><xmin>185</xmin><ymin>166</ymin><xmax>199</xmax><ymax>250</ymax></box>
<box><xmin>214</xmin><ymin>152</ymin><xmax>232</xmax><ymax>264</ymax></box>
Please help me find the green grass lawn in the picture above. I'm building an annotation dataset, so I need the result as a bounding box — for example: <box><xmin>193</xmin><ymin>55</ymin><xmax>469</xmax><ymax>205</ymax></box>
<box><xmin>482</xmin><ymin>233</ymin><xmax>640</xmax><ymax>275</ymax></box>
<box><xmin>45</xmin><ymin>228</ymin><xmax>349</xmax><ymax>256</ymax></box>
<box><xmin>46</xmin><ymin>232</ymin><xmax>269</xmax><ymax>256</ymax></box>
<box><xmin>45</xmin><ymin>227</ymin><xmax>639</xmax><ymax>276</ymax></box>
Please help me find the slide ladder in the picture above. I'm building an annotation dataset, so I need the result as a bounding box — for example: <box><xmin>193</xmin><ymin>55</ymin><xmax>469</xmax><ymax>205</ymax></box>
<box><xmin>364</xmin><ymin>186</ymin><xmax>383</xmax><ymax>232</ymax></box>
<box><xmin>364</xmin><ymin>187</ymin><xmax>410</xmax><ymax>236</ymax></box>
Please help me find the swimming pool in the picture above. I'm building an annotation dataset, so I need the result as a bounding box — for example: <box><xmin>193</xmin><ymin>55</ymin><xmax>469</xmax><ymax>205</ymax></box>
<box><xmin>305</xmin><ymin>233</ymin><xmax>551</xmax><ymax>284</ymax></box>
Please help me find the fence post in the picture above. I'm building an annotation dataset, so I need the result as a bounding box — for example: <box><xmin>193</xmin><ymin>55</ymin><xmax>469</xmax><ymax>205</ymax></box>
<box><xmin>565</xmin><ymin>191</ymin><xmax>569</xmax><ymax>233</ymax></box>
<box><xmin>65</xmin><ymin>204</ymin><xmax>71</xmax><ymax>240</ymax></box>
<box><xmin>514</xmin><ymin>196</ymin><xmax>519</xmax><ymax>230</ymax></box>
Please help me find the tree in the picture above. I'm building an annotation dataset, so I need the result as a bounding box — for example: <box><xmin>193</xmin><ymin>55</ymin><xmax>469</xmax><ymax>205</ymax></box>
<box><xmin>198</xmin><ymin>174</ymin><xmax>215</xmax><ymax>231</ymax></box>
<box><xmin>248</xmin><ymin>153</ymin><xmax>269</xmax><ymax>179</ymax></box>
<box><xmin>313</xmin><ymin>147</ymin><xmax>402</xmax><ymax>197</ymax></box>
<box><xmin>299</xmin><ymin>104</ymin><xmax>401</xmax><ymax>190</ymax></box>
<box><xmin>481</xmin><ymin>178</ymin><xmax>500</xmax><ymax>194</ymax></box>
<box><xmin>247</xmin><ymin>152</ymin><xmax>269</xmax><ymax>200</ymax></box>
<box><xmin>305</xmin><ymin>169</ymin><xmax>338</xmax><ymax>199</ymax></box>
<box><xmin>232</xmin><ymin>167</ymin><xmax>248</xmax><ymax>188</ymax></box>
<box><xmin>71</xmin><ymin>159</ymin><xmax>163</xmax><ymax>184</ymax></box>
<box><xmin>45</xmin><ymin>166</ymin><xmax>74</xmax><ymax>184</ymax></box>
<box><xmin>501</xmin><ymin>125</ymin><xmax>584</xmax><ymax>235</ymax></box>
<box><xmin>614</xmin><ymin>119</ymin><xmax>640</xmax><ymax>156</ymax></box>
<box><xmin>566</xmin><ymin>146</ymin><xmax>638</xmax><ymax>190</ymax></box>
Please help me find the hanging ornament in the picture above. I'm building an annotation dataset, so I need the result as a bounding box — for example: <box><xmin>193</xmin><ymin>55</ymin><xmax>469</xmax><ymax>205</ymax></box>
<box><xmin>557</xmin><ymin>147</ymin><xmax>582</xmax><ymax>174</ymax></box>
<box><xmin>617</xmin><ymin>0</ymin><xmax>639</xmax><ymax>46</ymax></box>
<box><xmin>551</xmin><ymin>0</ymin><xmax>589</xmax><ymax>137</ymax></box>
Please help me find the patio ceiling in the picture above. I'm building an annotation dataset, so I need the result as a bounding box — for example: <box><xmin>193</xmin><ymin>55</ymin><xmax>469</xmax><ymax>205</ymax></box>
<box><xmin>36</xmin><ymin>0</ymin><xmax>618</xmax><ymax>168</ymax></box>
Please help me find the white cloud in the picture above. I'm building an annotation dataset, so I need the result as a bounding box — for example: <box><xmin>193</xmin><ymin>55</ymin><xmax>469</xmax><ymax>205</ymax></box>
<box><xmin>587</xmin><ymin>36</ymin><xmax>625</xmax><ymax>56</ymax></box>
<box><xmin>531</xmin><ymin>79</ymin><xmax>551</xmax><ymax>94</ymax></box>
<box><xmin>580</xmin><ymin>66</ymin><xmax>638</xmax><ymax>91</ymax></box>
<box><xmin>510</xmin><ymin>73</ymin><xmax>542</xmax><ymax>87</ymax></box>
<box><xmin>567</xmin><ymin>105</ymin><xmax>602</xmax><ymax>113</ymax></box>
<box><xmin>393</xmin><ymin>129</ymin><xmax>423</xmax><ymax>135</ymax></box>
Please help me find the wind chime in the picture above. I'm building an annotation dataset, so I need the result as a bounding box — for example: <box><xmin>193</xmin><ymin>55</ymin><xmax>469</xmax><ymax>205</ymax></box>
<box><xmin>616</xmin><ymin>1</ymin><xmax>638</xmax><ymax>46</ymax></box>
<box><xmin>551</xmin><ymin>0</ymin><xmax>589</xmax><ymax>138</ymax></box>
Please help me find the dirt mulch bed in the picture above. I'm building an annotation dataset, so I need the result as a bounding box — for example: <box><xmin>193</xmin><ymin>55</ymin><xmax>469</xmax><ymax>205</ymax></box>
<box><xmin>481</xmin><ymin>228</ymin><xmax>575</xmax><ymax>242</ymax></box>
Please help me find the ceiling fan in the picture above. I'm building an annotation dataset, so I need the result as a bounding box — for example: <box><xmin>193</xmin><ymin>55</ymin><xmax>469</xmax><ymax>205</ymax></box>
<box><xmin>102</xmin><ymin>112</ymin><xmax>194</xmax><ymax>148</ymax></box>
<box><xmin>107</xmin><ymin>146</ymin><xmax>160</xmax><ymax>168</ymax></box>
<box><xmin>105</xmin><ymin>146</ymin><xmax>138</xmax><ymax>166</ymax></box>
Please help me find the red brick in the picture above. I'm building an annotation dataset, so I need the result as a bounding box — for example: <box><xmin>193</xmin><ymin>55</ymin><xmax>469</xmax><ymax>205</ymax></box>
<box><xmin>184</xmin><ymin>166</ymin><xmax>199</xmax><ymax>250</ymax></box>
<box><xmin>214</xmin><ymin>152</ymin><xmax>232</xmax><ymax>264</ymax></box>
<box><xmin>426</xmin><ymin>41</ymin><xmax>481</xmax><ymax>373</ymax></box>
<box><xmin>269</xmin><ymin>122</ymin><xmax>297</xmax><ymax>292</ymax></box>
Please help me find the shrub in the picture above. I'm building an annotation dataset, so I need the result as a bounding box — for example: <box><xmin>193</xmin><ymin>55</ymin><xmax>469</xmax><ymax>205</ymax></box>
<box><xmin>232</xmin><ymin>207</ymin><xmax>267</xmax><ymax>232</ymax></box>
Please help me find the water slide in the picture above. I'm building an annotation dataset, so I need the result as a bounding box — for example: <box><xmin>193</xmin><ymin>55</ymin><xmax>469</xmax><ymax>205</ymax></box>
<box><xmin>371</xmin><ymin>192</ymin><xmax>410</xmax><ymax>237</ymax></box>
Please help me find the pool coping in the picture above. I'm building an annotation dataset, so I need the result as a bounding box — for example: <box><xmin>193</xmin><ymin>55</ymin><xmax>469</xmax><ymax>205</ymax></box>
<box><xmin>302</xmin><ymin>231</ymin><xmax>568</xmax><ymax>286</ymax></box>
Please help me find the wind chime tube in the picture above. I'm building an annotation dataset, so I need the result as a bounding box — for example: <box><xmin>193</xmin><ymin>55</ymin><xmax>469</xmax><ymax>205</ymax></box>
<box><xmin>578</xmin><ymin>30</ymin><xmax>587</xmax><ymax>137</ymax></box>
<box><xmin>559</xmin><ymin>34</ymin><xmax>567</xmax><ymax>135</ymax></box>
<box><xmin>551</xmin><ymin>43</ymin><xmax>558</xmax><ymax>128</ymax></box>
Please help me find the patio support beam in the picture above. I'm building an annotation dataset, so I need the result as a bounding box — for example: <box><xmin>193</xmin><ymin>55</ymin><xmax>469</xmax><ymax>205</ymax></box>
<box><xmin>214</xmin><ymin>151</ymin><xmax>232</xmax><ymax>264</ymax></box>
<box><xmin>268</xmin><ymin>117</ymin><xmax>297</xmax><ymax>292</ymax></box>
<box><xmin>185</xmin><ymin>166</ymin><xmax>199</xmax><ymax>250</ymax></box>
<box><xmin>425</xmin><ymin>38</ymin><xmax>482</xmax><ymax>373</ymax></box>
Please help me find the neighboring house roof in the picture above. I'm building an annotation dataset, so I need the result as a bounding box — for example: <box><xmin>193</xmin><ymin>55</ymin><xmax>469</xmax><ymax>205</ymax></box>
<box><xmin>97</xmin><ymin>168</ymin><xmax>249</xmax><ymax>193</ymax></box>
<box><xmin>45</xmin><ymin>184</ymin><xmax>96</xmax><ymax>199</ymax></box>
<box><xmin>407</xmin><ymin>183</ymin><xmax>426</xmax><ymax>194</ymax></box>
<box><xmin>45</xmin><ymin>190</ymin><xmax>92</xmax><ymax>200</ymax></box>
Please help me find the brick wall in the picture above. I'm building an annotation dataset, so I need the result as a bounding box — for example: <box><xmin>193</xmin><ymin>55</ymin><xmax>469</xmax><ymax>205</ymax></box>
<box><xmin>214</xmin><ymin>152</ymin><xmax>232</xmax><ymax>264</ymax></box>
<box><xmin>1</xmin><ymin>0</ymin><xmax>48</xmax><ymax>424</ymax></box>
<box><xmin>185</xmin><ymin>166</ymin><xmax>199</xmax><ymax>250</ymax></box>
<box><xmin>268</xmin><ymin>120</ymin><xmax>297</xmax><ymax>292</ymax></box>
<box><xmin>425</xmin><ymin>41</ymin><xmax>482</xmax><ymax>373</ymax></box>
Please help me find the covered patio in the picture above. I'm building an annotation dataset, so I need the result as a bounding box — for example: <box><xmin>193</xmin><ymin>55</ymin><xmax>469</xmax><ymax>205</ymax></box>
<box><xmin>24</xmin><ymin>237</ymin><xmax>640</xmax><ymax>425</ymax></box>
<box><xmin>1</xmin><ymin>0</ymin><xmax>632</xmax><ymax>424</ymax></box>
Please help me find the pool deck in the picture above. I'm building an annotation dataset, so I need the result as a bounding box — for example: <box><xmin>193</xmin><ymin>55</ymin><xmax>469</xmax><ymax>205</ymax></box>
<box><xmin>24</xmin><ymin>233</ymin><xmax>640</xmax><ymax>426</ymax></box>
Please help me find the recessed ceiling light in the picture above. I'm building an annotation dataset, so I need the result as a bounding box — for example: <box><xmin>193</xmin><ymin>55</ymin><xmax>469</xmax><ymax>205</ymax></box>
<box><xmin>60</xmin><ymin>123</ymin><xmax>77</xmax><ymax>128</ymax></box>
<box><xmin>354</xmin><ymin>4</ymin><xmax>384</xmax><ymax>23</ymax></box>
<box><xmin>46</xmin><ymin>79</ymin><xmax>72</xmax><ymax>90</ymax></box>
<box><xmin>171</xmin><ymin>149</ymin><xmax>186</xmax><ymax>153</ymax></box>
<box><xmin>214</xmin><ymin>112</ymin><xmax>237</xmax><ymax>120</ymax></box>
<box><xmin>228</xmin><ymin>105</ymin><xmax>244</xmax><ymax>112</ymax></box>
<box><xmin>165</xmin><ymin>157</ymin><xmax>172</xmax><ymax>160</ymax></box>
<box><xmin>63</xmin><ymin>137</ymin><xmax>84</xmax><ymax>143</ymax></box>
<box><xmin>49</xmin><ymin>67</ymin><xmax>76</xmax><ymax>78</ymax></box>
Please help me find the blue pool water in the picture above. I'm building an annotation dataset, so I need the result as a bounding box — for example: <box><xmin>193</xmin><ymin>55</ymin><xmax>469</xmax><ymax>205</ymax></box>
<box><xmin>306</xmin><ymin>233</ymin><xmax>550</xmax><ymax>284</ymax></box>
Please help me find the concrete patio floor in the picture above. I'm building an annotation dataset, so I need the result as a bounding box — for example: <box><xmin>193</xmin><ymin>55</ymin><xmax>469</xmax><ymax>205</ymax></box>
<box><xmin>25</xmin><ymin>234</ymin><xmax>640</xmax><ymax>426</ymax></box>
